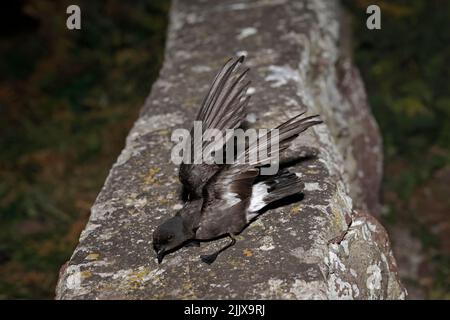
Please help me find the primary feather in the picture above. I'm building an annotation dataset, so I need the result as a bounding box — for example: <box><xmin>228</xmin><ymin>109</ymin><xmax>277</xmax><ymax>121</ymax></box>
<box><xmin>195</xmin><ymin>114</ymin><xmax>322</xmax><ymax>238</ymax></box>
<box><xmin>179</xmin><ymin>56</ymin><xmax>251</xmax><ymax>198</ymax></box>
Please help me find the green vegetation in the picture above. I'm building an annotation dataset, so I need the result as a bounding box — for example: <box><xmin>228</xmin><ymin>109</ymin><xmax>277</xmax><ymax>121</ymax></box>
<box><xmin>344</xmin><ymin>0</ymin><xmax>450</xmax><ymax>298</ymax></box>
<box><xmin>0</xmin><ymin>0</ymin><xmax>169</xmax><ymax>298</ymax></box>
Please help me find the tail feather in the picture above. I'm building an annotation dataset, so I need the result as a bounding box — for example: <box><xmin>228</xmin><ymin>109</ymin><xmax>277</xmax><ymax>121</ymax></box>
<box><xmin>263</xmin><ymin>170</ymin><xmax>304</xmax><ymax>204</ymax></box>
<box><xmin>237</xmin><ymin>113</ymin><xmax>322</xmax><ymax>167</ymax></box>
<box><xmin>248</xmin><ymin>170</ymin><xmax>304</xmax><ymax>214</ymax></box>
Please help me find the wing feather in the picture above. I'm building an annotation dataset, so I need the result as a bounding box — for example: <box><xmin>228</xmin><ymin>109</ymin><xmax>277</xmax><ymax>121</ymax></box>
<box><xmin>206</xmin><ymin>114</ymin><xmax>322</xmax><ymax>209</ymax></box>
<box><xmin>180</xmin><ymin>56</ymin><xmax>251</xmax><ymax>195</ymax></box>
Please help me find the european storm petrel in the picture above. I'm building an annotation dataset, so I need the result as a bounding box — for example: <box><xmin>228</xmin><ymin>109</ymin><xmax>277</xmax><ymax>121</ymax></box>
<box><xmin>152</xmin><ymin>56</ymin><xmax>321</xmax><ymax>264</ymax></box>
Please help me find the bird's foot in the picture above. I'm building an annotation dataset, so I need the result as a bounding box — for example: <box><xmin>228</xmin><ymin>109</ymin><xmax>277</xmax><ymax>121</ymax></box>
<box><xmin>200</xmin><ymin>253</ymin><xmax>218</xmax><ymax>264</ymax></box>
<box><xmin>199</xmin><ymin>234</ymin><xmax>236</xmax><ymax>264</ymax></box>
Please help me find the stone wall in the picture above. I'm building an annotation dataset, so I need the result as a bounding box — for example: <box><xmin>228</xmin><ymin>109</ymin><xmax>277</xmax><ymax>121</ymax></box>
<box><xmin>56</xmin><ymin>0</ymin><xmax>406</xmax><ymax>299</ymax></box>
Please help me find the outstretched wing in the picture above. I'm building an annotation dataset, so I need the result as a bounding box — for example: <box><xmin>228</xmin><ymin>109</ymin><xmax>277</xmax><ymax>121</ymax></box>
<box><xmin>180</xmin><ymin>56</ymin><xmax>251</xmax><ymax>195</ymax></box>
<box><xmin>193</xmin><ymin>55</ymin><xmax>251</xmax><ymax>161</ymax></box>
<box><xmin>204</xmin><ymin>112</ymin><xmax>322</xmax><ymax>211</ymax></box>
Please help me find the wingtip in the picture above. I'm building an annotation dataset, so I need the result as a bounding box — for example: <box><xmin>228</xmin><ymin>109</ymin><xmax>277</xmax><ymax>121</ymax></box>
<box><xmin>299</xmin><ymin>119</ymin><xmax>323</xmax><ymax>131</ymax></box>
<box><xmin>226</xmin><ymin>55</ymin><xmax>245</xmax><ymax>67</ymax></box>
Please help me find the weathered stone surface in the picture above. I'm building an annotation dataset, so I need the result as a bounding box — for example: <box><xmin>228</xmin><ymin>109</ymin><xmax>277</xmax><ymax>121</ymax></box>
<box><xmin>56</xmin><ymin>0</ymin><xmax>406</xmax><ymax>299</ymax></box>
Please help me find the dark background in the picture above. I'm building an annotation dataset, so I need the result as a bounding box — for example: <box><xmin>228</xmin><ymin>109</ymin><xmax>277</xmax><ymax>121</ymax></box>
<box><xmin>0</xmin><ymin>0</ymin><xmax>448</xmax><ymax>299</ymax></box>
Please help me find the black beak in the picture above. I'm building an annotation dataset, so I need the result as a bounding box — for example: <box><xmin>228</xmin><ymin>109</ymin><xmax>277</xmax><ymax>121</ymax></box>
<box><xmin>157</xmin><ymin>250</ymin><xmax>165</xmax><ymax>264</ymax></box>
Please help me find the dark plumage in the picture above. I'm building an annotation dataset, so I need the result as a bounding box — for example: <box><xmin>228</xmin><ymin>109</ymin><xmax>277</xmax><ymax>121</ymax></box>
<box><xmin>152</xmin><ymin>56</ymin><xmax>322</xmax><ymax>264</ymax></box>
<box><xmin>179</xmin><ymin>56</ymin><xmax>251</xmax><ymax>199</ymax></box>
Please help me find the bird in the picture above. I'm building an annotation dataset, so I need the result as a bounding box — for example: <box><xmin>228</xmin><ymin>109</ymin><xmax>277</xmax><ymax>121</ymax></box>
<box><xmin>152</xmin><ymin>56</ymin><xmax>322</xmax><ymax>264</ymax></box>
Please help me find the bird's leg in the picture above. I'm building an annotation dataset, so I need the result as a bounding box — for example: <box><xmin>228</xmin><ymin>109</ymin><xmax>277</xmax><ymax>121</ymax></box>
<box><xmin>200</xmin><ymin>234</ymin><xmax>236</xmax><ymax>264</ymax></box>
<box><xmin>184</xmin><ymin>239</ymin><xmax>201</xmax><ymax>247</ymax></box>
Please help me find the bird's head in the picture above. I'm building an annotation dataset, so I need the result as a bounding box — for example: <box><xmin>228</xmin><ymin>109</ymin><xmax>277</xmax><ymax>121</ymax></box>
<box><xmin>152</xmin><ymin>215</ymin><xmax>190</xmax><ymax>263</ymax></box>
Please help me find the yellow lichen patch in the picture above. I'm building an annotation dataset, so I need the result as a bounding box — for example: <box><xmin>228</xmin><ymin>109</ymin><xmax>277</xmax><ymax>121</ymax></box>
<box><xmin>330</xmin><ymin>204</ymin><xmax>345</xmax><ymax>233</ymax></box>
<box><xmin>142</xmin><ymin>167</ymin><xmax>161</xmax><ymax>185</ymax></box>
<box><xmin>156</xmin><ymin>195</ymin><xmax>170</xmax><ymax>205</ymax></box>
<box><xmin>325</xmin><ymin>184</ymin><xmax>353</xmax><ymax>236</ymax></box>
<box><xmin>128</xmin><ymin>268</ymin><xmax>150</xmax><ymax>289</ymax></box>
<box><xmin>81</xmin><ymin>270</ymin><xmax>92</xmax><ymax>278</ymax></box>
<box><xmin>128</xmin><ymin>209</ymin><xmax>142</xmax><ymax>216</ymax></box>
<box><xmin>183</xmin><ymin>96</ymin><xmax>199</xmax><ymax>109</ymax></box>
<box><xmin>227</xmin><ymin>258</ymin><xmax>247</xmax><ymax>268</ymax></box>
<box><xmin>182</xmin><ymin>281</ymin><xmax>193</xmax><ymax>291</ymax></box>
<box><xmin>180</xmin><ymin>280</ymin><xmax>198</xmax><ymax>299</ymax></box>
<box><xmin>247</xmin><ymin>219</ymin><xmax>266</xmax><ymax>231</ymax></box>
<box><xmin>307</xmin><ymin>169</ymin><xmax>320</xmax><ymax>175</ymax></box>
<box><xmin>290</xmin><ymin>204</ymin><xmax>302</xmax><ymax>215</ymax></box>
<box><xmin>86</xmin><ymin>253</ymin><xmax>99</xmax><ymax>261</ymax></box>
<box><xmin>243</xmin><ymin>249</ymin><xmax>253</xmax><ymax>257</ymax></box>
<box><xmin>181</xmin><ymin>292</ymin><xmax>197</xmax><ymax>299</ymax></box>
<box><xmin>157</xmin><ymin>129</ymin><xmax>170</xmax><ymax>137</ymax></box>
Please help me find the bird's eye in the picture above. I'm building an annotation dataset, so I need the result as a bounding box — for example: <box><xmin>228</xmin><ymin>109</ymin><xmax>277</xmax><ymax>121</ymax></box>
<box><xmin>168</xmin><ymin>235</ymin><xmax>174</xmax><ymax>240</ymax></box>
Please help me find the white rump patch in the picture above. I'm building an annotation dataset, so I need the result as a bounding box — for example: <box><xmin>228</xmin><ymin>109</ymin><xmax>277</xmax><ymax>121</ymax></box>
<box><xmin>248</xmin><ymin>182</ymin><xmax>269</xmax><ymax>217</ymax></box>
